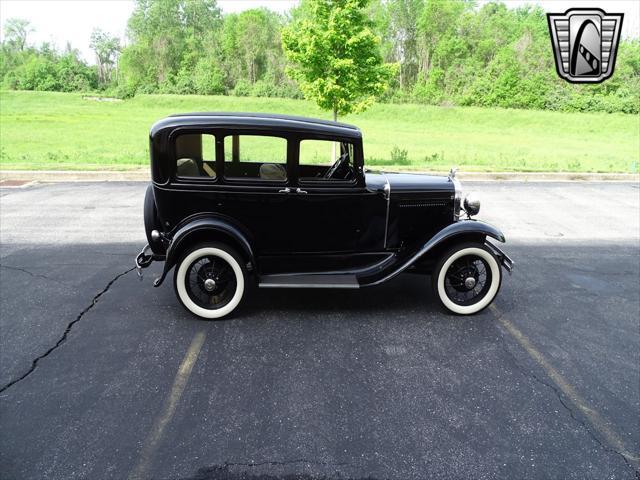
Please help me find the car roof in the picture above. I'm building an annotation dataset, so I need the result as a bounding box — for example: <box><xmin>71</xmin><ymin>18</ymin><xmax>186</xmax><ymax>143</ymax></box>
<box><xmin>150</xmin><ymin>112</ymin><xmax>362</xmax><ymax>139</ymax></box>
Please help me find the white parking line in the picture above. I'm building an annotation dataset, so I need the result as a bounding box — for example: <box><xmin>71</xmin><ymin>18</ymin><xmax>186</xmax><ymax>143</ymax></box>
<box><xmin>490</xmin><ymin>304</ymin><xmax>639</xmax><ymax>465</ymax></box>
<box><xmin>129</xmin><ymin>330</ymin><xmax>207</xmax><ymax>480</ymax></box>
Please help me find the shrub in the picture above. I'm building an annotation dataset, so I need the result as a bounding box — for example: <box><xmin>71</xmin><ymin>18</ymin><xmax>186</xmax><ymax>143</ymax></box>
<box><xmin>172</xmin><ymin>70</ymin><xmax>196</xmax><ymax>94</ymax></box>
<box><xmin>112</xmin><ymin>82</ymin><xmax>137</xmax><ymax>99</ymax></box>
<box><xmin>251</xmin><ymin>79</ymin><xmax>277</xmax><ymax>97</ymax></box>
<box><xmin>390</xmin><ymin>146</ymin><xmax>409</xmax><ymax>165</ymax></box>
<box><xmin>249</xmin><ymin>78</ymin><xmax>303</xmax><ymax>99</ymax></box>
<box><xmin>232</xmin><ymin>79</ymin><xmax>251</xmax><ymax>97</ymax></box>
<box><xmin>14</xmin><ymin>56</ymin><xmax>60</xmax><ymax>90</ymax></box>
<box><xmin>275</xmin><ymin>81</ymin><xmax>304</xmax><ymax>99</ymax></box>
<box><xmin>412</xmin><ymin>68</ymin><xmax>445</xmax><ymax>105</ymax></box>
<box><xmin>193</xmin><ymin>59</ymin><xmax>225</xmax><ymax>95</ymax></box>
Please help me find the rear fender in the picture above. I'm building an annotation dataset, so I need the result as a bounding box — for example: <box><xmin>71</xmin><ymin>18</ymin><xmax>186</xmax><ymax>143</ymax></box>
<box><xmin>153</xmin><ymin>215</ymin><xmax>255</xmax><ymax>287</ymax></box>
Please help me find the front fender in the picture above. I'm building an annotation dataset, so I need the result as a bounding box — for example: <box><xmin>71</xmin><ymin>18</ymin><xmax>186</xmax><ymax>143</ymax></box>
<box><xmin>427</xmin><ymin>219</ymin><xmax>505</xmax><ymax>245</ymax></box>
<box><xmin>153</xmin><ymin>216</ymin><xmax>255</xmax><ymax>287</ymax></box>
<box><xmin>361</xmin><ymin>220</ymin><xmax>506</xmax><ymax>287</ymax></box>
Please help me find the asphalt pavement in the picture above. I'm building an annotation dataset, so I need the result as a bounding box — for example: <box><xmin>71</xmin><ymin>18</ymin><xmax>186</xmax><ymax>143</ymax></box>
<box><xmin>0</xmin><ymin>181</ymin><xmax>638</xmax><ymax>480</ymax></box>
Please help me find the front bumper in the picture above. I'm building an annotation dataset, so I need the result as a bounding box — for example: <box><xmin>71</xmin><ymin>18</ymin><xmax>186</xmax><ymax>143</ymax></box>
<box><xmin>486</xmin><ymin>242</ymin><xmax>514</xmax><ymax>275</ymax></box>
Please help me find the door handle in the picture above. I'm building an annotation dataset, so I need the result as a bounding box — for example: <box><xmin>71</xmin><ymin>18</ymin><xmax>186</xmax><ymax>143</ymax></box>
<box><xmin>278</xmin><ymin>187</ymin><xmax>291</xmax><ymax>193</ymax></box>
<box><xmin>296</xmin><ymin>188</ymin><xmax>308</xmax><ymax>194</ymax></box>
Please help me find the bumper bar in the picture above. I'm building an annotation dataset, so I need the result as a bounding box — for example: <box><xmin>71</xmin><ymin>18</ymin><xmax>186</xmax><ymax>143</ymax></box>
<box><xmin>135</xmin><ymin>244</ymin><xmax>154</xmax><ymax>279</ymax></box>
<box><xmin>486</xmin><ymin>242</ymin><xmax>514</xmax><ymax>275</ymax></box>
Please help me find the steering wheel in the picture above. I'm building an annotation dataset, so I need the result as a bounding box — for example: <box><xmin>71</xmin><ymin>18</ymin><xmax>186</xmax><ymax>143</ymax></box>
<box><xmin>324</xmin><ymin>152</ymin><xmax>350</xmax><ymax>179</ymax></box>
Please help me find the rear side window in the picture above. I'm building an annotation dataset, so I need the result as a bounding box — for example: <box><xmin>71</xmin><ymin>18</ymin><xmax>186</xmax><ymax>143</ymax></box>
<box><xmin>224</xmin><ymin>134</ymin><xmax>287</xmax><ymax>181</ymax></box>
<box><xmin>174</xmin><ymin>133</ymin><xmax>217</xmax><ymax>179</ymax></box>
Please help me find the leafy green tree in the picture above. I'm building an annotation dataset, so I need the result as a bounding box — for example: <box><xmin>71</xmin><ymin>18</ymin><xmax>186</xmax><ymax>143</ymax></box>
<box><xmin>220</xmin><ymin>9</ymin><xmax>284</xmax><ymax>92</ymax></box>
<box><xmin>236</xmin><ymin>9</ymin><xmax>280</xmax><ymax>83</ymax></box>
<box><xmin>282</xmin><ymin>0</ymin><xmax>397</xmax><ymax>120</ymax></box>
<box><xmin>192</xmin><ymin>57</ymin><xmax>225</xmax><ymax>94</ymax></box>
<box><xmin>55</xmin><ymin>52</ymin><xmax>99</xmax><ymax>91</ymax></box>
<box><xmin>120</xmin><ymin>0</ymin><xmax>221</xmax><ymax>91</ymax></box>
<box><xmin>5</xmin><ymin>49</ymin><xmax>96</xmax><ymax>92</ymax></box>
<box><xmin>90</xmin><ymin>29</ymin><xmax>120</xmax><ymax>85</ymax></box>
<box><xmin>387</xmin><ymin>0</ymin><xmax>423</xmax><ymax>89</ymax></box>
<box><xmin>417</xmin><ymin>0</ymin><xmax>469</xmax><ymax>74</ymax></box>
<box><xmin>3</xmin><ymin>18</ymin><xmax>32</xmax><ymax>52</ymax></box>
<box><xmin>0</xmin><ymin>0</ymin><xmax>637</xmax><ymax>113</ymax></box>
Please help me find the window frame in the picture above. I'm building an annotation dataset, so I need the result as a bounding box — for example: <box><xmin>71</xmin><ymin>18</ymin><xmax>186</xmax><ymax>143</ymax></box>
<box><xmin>166</xmin><ymin>127</ymin><xmax>365</xmax><ymax>190</ymax></box>
<box><xmin>169</xmin><ymin>128</ymin><xmax>220</xmax><ymax>184</ymax></box>
<box><xmin>219</xmin><ymin>129</ymin><xmax>291</xmax><ymax>185</ymax></box>
<box><xmin>294</xmin><ymin>134</ymin><xmax>360</xmax><ymax>188</ymax></box>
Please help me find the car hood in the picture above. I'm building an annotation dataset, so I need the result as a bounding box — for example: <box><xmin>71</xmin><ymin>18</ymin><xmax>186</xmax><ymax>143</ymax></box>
<box><xmin>366</xmin><ymin>171</ymin><xmax>454</xmax><ymax>193</ymax></box>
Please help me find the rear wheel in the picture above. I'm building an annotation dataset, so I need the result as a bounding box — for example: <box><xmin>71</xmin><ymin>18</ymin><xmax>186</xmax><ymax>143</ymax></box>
<box><xmin>432</xmin><ymin>242</ymin><xmax>501</xmax><ymax>315</ymax></box>
<box><xmin>174</xmin><ymin>243</ymin><xmax>246</xmax><ymax>319</ymax></box>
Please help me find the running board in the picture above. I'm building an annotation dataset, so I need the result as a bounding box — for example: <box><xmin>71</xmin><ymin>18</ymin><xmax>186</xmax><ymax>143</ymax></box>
<box><xmin>259</xmin><ymin>274</ymin><xmax>359</xmax><ymax>289</ymax></box>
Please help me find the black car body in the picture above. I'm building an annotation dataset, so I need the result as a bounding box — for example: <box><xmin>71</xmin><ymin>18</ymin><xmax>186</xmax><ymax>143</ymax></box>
<box><xmin>136</xmin><ymin>112</ymin><xmax>513</xmax><ymax>319</ymax></box>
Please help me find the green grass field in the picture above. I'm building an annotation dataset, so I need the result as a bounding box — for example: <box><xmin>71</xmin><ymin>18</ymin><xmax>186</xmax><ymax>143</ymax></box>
<box><xmin>1</xmin><ymin>90</ymin><xmax>638</xmax><ymax>172</ymax></box>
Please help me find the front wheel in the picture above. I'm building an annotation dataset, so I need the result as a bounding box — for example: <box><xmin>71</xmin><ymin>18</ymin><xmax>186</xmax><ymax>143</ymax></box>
<box><xmin>174</xmin><ymin>243</ymin><xmax>246</xmax><ymax>320</ymax></box>
<box><xmin>432</xmin><ymin>242</ymin><xmax>502</xmax><ymax>315</ymax></box>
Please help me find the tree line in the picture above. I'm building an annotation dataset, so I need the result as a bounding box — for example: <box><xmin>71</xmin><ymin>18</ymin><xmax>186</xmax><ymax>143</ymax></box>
<box><xmin>1</xmin><ymin>0</ymin><xmax>638</xmax><ymax>114</ymax></box>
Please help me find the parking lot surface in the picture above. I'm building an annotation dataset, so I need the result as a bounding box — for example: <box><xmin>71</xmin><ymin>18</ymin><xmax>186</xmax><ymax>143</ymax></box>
<box><xmin>1</xmin><ymin>181</ymin><xmax>638</xmax><ymax>479</ymax></box>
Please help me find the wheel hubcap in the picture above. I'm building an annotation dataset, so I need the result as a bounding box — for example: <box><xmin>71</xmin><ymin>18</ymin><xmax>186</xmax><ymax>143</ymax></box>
<box><xmin>203</xmin><ymin>278</ymin><xmax>216</xmax><ymax>291</ymax></box>
<box><xmin>464</xmin><ymin>276</ymin><xmax>476</xmax><ymax>289</ymax></box>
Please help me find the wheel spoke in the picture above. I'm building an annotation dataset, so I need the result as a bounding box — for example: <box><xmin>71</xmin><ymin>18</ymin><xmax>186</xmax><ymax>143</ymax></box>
<box><xmin>216</xmin><ymin>266</ymin><xmax>233</xmax><ymax>283</ymax></box>
<box><xmin>443</xmin><ymin>252</ymin><xmax>494</xmax><ymax>307</ymax></box>
<box><xmin>184</xmin><ymin>252</ymin><xmax>238</xmax><ymax>310</ymax></box>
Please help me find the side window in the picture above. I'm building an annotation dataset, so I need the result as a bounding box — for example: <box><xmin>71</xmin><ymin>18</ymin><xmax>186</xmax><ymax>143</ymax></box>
<box><xmin>299</xmin><ymin>139</ymin><xmax>355</xmax><ymax>182</ymax></box>
<box><xmin>174</xmin><ymin>133</ymin><xmax>216</xmax><ymax>179</ymax></box>
<box><xmin>224</xmin><ymin>134</ymin><xmax>287</xmax><ymax>181</ymax></box>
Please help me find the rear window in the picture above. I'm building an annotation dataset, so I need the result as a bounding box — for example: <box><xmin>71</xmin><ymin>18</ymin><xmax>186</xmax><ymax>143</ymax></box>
<box><xmin>174</xmin><ymin>133</ymin><xmax>217</xmax><ymax>179</ymax></box>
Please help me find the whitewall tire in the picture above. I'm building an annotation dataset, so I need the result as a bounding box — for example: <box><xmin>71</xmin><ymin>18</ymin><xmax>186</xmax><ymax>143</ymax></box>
<box><xmin>174</xmin><ymin>243</ymin><xmax>245</xmax><ymax>319</ymax></box>
<box><xmin>432</xmin><ymin>243</ymin><xmax>502</xmax><ymax>315</ymax></box>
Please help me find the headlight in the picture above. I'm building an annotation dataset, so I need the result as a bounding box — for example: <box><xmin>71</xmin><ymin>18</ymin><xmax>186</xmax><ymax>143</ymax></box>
<box><xmin>464</xmin><ymin>193</ymin><xmax>481</xmax><ymax>216</ymax></box>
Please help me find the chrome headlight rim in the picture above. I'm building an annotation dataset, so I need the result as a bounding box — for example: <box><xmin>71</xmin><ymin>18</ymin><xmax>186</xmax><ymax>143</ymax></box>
<box><xmin>464</xmin><ymin>193</ymin><xmax>481</xmax><ymax>217</ymax></box>
<box><xmin>452</xmin><ymin>177</ymin><xmax>463</xmax><ymax>221</ymax></box>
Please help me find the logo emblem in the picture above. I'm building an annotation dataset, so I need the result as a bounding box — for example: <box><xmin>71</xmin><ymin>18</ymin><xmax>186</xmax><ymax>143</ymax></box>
<box><xmin>547</xmin><ymin>8</ymin><xmax>623</xmax><ymax>83</ymax></box>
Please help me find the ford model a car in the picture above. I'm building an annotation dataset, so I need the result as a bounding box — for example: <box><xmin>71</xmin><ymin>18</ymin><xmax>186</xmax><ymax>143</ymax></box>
<box><xmin>136</xmin><ymin>113</ymin><xmax>513</xmax><ymax>319</ymax></box>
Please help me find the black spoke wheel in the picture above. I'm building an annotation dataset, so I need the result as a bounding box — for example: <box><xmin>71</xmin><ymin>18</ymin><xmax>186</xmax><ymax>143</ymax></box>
<box><xmin>443</xmin><ymin>254</ymin><xmax>492</xmax><ymax>306</ymax></box>
<box><xmin>185</xmin><ymin>255</ymin><xmax>237</xmax><ymax>310</ymax></box>
<box><xmin>174</xmin><ymin>243</ymin><xmax>246</xmax><ymax>320</ymax></box>
<box><xmin>432</xmin><ymin>242</ymin><xmax>502</xmax><ymax>315</ymax></box>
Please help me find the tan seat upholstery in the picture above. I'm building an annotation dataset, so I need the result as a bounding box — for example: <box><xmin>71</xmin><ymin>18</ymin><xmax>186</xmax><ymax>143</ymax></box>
<box><xmin>176</xmin><ymin>158</ymin><xmax>201</xmax><ymax>177</ymax></box>
<box><xmin>259</xmin><ymin>163</ymin><xmax>286</xmax><ymax>181</ymax></box>
<box><xmin>202</xmin><ymin>162</ymin><xmax>216</xmax><ymax>178</ymax></box>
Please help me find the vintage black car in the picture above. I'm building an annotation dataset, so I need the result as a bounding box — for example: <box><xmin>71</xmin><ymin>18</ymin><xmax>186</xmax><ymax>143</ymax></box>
<box><xmin>136</xmin><ymin>113</ymin><xmax>513</xmax><ymax>319</ymax></box>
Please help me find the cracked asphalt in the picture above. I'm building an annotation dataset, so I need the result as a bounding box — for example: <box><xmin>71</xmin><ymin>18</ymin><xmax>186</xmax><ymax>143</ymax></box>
<box><xmin>0</xmin><ymin>181</ymin><xmax>638</xmax><ymax>479</ymax></box>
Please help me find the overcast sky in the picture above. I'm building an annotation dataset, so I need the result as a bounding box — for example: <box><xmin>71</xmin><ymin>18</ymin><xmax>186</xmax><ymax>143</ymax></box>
<box><xmin>0</xmin><ymin>0</ymin><xmax>637</xmax><ymax>64</ymax></box>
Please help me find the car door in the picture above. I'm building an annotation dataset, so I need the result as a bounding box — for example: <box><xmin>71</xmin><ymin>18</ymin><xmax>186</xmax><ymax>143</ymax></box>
<box><xmin>287</xmin><ymin>136</ymin><xmax>383</xmax><ymax>269</ymax></box>
<box><xmin>214</xmin><ymin>131</ymin><xmax>295</xmax><ymax>257</ymax></box>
